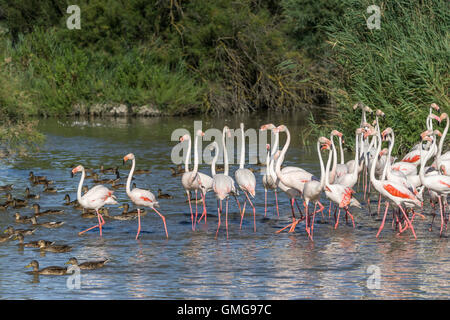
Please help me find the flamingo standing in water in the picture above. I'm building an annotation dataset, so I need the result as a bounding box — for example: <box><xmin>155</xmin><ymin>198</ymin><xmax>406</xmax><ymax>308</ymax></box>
<box><xmin>180</xmin><ymin>130</ymin><xmax>213</xmax><ymax>230</ymax></box>
<box><xmin>367</xmin><ymin>130</ymin><xmax>421</xmax><ymax>239</ymax></box>
<box><xmin>300</xmin><ymin>136</ymin><xmax>333</xmax><ymax>240</ymax></box>
<box><xmin>273</xmin><ymin>125</ymin><xmax>315</xmax><ymax>234</ymax></box>
<box><xmin>235</xmin><ymin>123</ymin><xmax>257</xmax><ymax>232</ymax></box>
<box><xmin>211</xmin><ymin>127</ymin><xmax>237</xmax><ymax>239</ymax></box>
<box><xmin>419</xmin><ymin>131</ymin><xmax>450</xmax><ymax>236</ymax></box>
<box><xmin>123</xmin><ymin>153</ymin><xmax>168</xmax><ymax>239</ymax></box>
<box><xmin>260</xmin><ymin>124</ymin><xmax>280</xmax><ymax>217</ymax></box>
<box><xmin>72</xmin><ymin>165</ymin><xmax>118</xmax><ymax>237</ymax></box>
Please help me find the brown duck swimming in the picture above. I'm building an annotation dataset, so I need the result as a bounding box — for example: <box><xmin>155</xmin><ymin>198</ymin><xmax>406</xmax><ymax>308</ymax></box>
<box><xmin>32</xmin><ymin>204</ymin><xmax>64</xmax><ymax>216</ymax></box>
<box><xmin>43</xmin><ymin>183</ymin><xmax>57</xmax><ymax>193</ymax></box>
<box><xmin>14</xmin><ymin>212</ymin><xmax>34</xmax><ymax>224</ymax></box>
<box><xmin>65</xmin><ymin>257</ymin><xmax>109</xmax><ymax>270</ymax></box>
<box><xmin>118</xmin><ymin>203</ymin><xmax>146</xmax><ymax>217</ymax></box>
<box><xmin>29</xmin><ymin>172</ymin><xmax>47</xmax><ymax>182</ymax></box>
<box><xmin>0</xmin><ymin>233</ymin><xmax>13</xmax><ymax>243</ymax></box>
<box><xmin>4</xmin><ymin>226</ymin><xmax>36</xmax><ymax>236</ymax></box>
<box><xmin>38</xmin><ymin>240</ymin><xmax>72</xmax><ymax>253</ymax></box>
<box><xmin>25</xmin><ymin>187</ymin><xmax>40</xmax><ymax>199</ymax></box>
<box><xmin>14</xmin><ymin>234</ymin><xmax>54</xmax><ymax>248</ymax></box>
<box><xmin>92</xmin><ymin>173</ymin><xmax>120</xmax><ymax>185</ymax></box>
<box><xmin>30</xmin><ymin>216</ymin><xmax>65</xmax><ymax>229</ymax></box>
<box><xmin>157</xmin><ymin>189</ymin><xmax>173</xmax><ymax>199</ymax></box>
<box><xmin>25</xmin><ymin>260</ymin><xmax>67</xmax><ymax>275</ymax></box>
<box><xmin>0</xmin><ymin>184</ymin><xmax>13</xmax><ymax>191</ymax></box>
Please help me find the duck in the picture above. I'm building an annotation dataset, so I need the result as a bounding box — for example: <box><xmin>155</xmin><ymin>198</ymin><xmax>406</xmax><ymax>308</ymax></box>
<box><xmin>4</xmin><ymin>226</ymin><xmax>36</xmax><ymax>236</ymax></box>
<box><xmin>169</xmin><ymin>165</ymin><xmax>184</xmax><ymax>177</ymax></box>
<box><xmin>100</xmin><ymin>165</ymin><xmax>120</xmax><ymax>175</ymax></box>
<box><xmin>0</xmin><ymin>233</ymin><xmax>13</xmax><ymax>243</ymax></box>
<box><xmin>102</xmin><ymin>208</ymin><xmax>135</xmax><ymax>221</ymax></box>
<box><xmin>0</xmin><ymin>184</ymin><xmax>13</xmax><ymax>191</ymax></box>
<box><xmin>38</xmin><ymin>240</ymin><xmax>72</xmax><ymax>253</ymax></box>
<box><xmin>43</xmin><ymin>183</ymin><xmax>57</xmax><ymax>193</ymax></box>
<box><xmin>63</xmin><ymin>194</ymin><xmax>81</xmax><ymax>208</ymax></box>
<box><xmin>12</xmin><ymin>199</ymin><xmax>28</xmax><ymax>209</ymax></box>
<box><xmin>118</xmin><ymin>203</ymin><xmax>146</xmax><ymax>217</ymax></box>
<box><xmin>25</xmin><ymin>260</ymin><xmax>67</xmax><ymax>275</ymax></box>
<box><xmin>25</xmin><ymin>187</ymin><xmax>40</xmax><ymax>199</ymax></box>
<box><xmin>14</xmin><ymin>212</ymin><xmax>34</xmax><ymax>224</ymax></box>
<box><xmin>30</xmin><ymin>216</ymin><xmax>65</xmax><ymax>228</ymax></box>
<box><xmin>32</xmin><ymin>203</ymin><xmax>65</xmax><ymax>216</ymax></box>
<box><xmin>110</xmin><ymin>180</ymin><xmax>125</xmax><ymax>190</ymax></box>
<box><xmin>14</xmin><ymin>234</ymin><xmax>54</xmax><ymax>248</ymax></box>
<box><xmin>92</xmin><ymin>173</ymin><xmax>120</xmax><ymax>185</ymax></box>
<box><xmin>29</xmin><ymin>172</ymin><xmax>47</xmax><ymax>182</ymax></box>
<box><xmin>157</xmin><ymin>189</ymin><xmax>173</xmax><ymax>199</ymax></box>
<box><xmin>65</xmin><ymin>257</ymin><xmax>109</xmax><ymax>270</ymax></box>
<box><xmin>0</xmin><ymin>202</ymin><xmax>9</xmax><ymax>210</ymax></box>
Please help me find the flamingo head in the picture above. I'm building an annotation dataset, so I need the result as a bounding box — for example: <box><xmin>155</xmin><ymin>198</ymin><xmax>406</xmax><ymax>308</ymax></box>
<box><xmin>420</xmin><ymin>130</ymin><xmax>432</xmax><ymax>141</ymax></box>
<box><xmin>331</xmin><ymin>130</ymin><xmax>343</xmax><ymax>138</ymax></box>
<box><xmin>431</xmin><ymin>103</ymin><xmax>440</xmax><ymax>111</ymax></box>
<box><xmin>71</xmin><ymin>165</ymin><xmax>84</xmax><ymax>178</ymax></box>
<box><xmin>376</xmin><ymin>109</ymin><xmax>385</xmax><ymax>117</ymax></box>
<box><xmin>355</xmin><ymin>128</ymin><xmax>364</xmax><ymax>135</ymax></box>
<box><xmin>179</xmin><ymin>134</ymin><xmax>190</xmax><ymax>142</ymax></box>
<box><xmin>429</xmin><ymin>113</ymin><xmax>441</xmax><ymax>123</ymax></box>
<box><xmin>433</xmin><ymin>129</ymin><xmax>442</xmax><ymax>137</ymax></box>
<box><xmin>266</xmin><ymin>144</ymin><xmax>270</xmax><ymax>151</ymax></box>
<box><xmin>196</xmin><ymin>130</ymin><xmax>205</xmax><ymax>137</ymax></box>
<box><xmin>379</xmin><ymin>148</ymin><xmax>388</xmax><ymax>157</ymax></box>
<box><xmin>275</xmin><ymin>125</ymin><xmax>287</xmax><ymax>133</ymax></box>
<box><xmin>260</xmin><ymin>123</ymin><xmax>276</xmax><ymax>131</ymax></box>
<box><xmin>364</xmin><ymin>106</ymin><xmax>373</xmax><ymax>113</ymax></box>
<box><xmin>440</xmin><ymin>113</ymin><xmax>448</xmax><ymax>121</ymax></box>
<box><xmin>318</xmin><ymin>137</ymin><xmax>331</xmax><ymax>150</ymax></box>
<box><xmin>123</xmin><ymin>153</ymin><xmax>135</xmax><ymax>165</ymax></box>
<box><xmin>381</xmin><ymin>127</ymin><xmax>393</xmax><ymax>140</ymax></box>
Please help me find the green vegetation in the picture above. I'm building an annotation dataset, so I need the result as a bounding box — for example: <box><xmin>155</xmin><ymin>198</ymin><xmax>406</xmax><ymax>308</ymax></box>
<box><xmin>0</xmin><ymin>0</ymin><xmax>448</xmax><ymax>153</ymax></box>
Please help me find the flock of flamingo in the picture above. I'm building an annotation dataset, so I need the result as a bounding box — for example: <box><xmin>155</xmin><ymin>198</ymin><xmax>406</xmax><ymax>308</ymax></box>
<box><xmin>65</xmin><ymin>102</ymin><xmax>450</xmax><ymax>242</ymax></box>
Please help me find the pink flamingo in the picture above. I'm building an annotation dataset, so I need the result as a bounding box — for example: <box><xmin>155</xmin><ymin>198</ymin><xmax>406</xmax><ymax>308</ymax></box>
<box><xmin>368</xmin><ymin>130</ymin><xmax>421</xmax><ymax>238</ymax></box>
<box><xmin>419</xmin><ymin>131</ymin><xmax>450</xmax><ymax>236</ymax></box>
<box><xmin>123</xmin><ymin>153</ymin><xmax>168</xmax><ymax>239</ymax></box>
<box><xmin>235</xmin><ymin>123</ymin><xmax>257</xmax><ymax>231</ymax></box>
<box><xmin>260</xmin><ymin>124</ymin><xmax>280</xmax><ymax>217</ymax></box>
<box><xmin>273</xmin><ymin>125</ymin><xmax>315</xmax><ymax>234</ymax></box>
<box><xmin>211</xmin><ymin>127</ymin><xmax>237</xmax><ymax>239</ymax></box>
<box><xmin>336</xmin><ymin>128</ymin><xmax>363</xmax><ymax>189</ymax></box>
<box><xmin>180</xmin><ymin>131</ymin><xmax>213</xmax><ymax>230</ymax></box>
<box><xmin>72</xmin><ymin>165</ymin><xmax>118</xmax><ymax>237</ymax></box>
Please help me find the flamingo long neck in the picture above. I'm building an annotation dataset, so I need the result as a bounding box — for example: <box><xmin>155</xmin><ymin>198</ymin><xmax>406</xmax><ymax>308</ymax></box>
<box><xmin>381</xmin><ymin>131</ymin><xmax>395</xmax><ymax>180</ymax></box>
<box><xmin>239</xmin><ymin>124</ymin><xmax>245</xmax><ymax>169</ymax></box>
<box><xmin>274</xmin><ymin>128</ymin><xmax>290</xmax><ymax>181</ymax></box>
<box><xmin>352</xmin><ymin>133</ymin><xmax>360</xmax><ymax>178</ymax></box>
<box><xmin>265</xmin><ymin>148</ymin><xmax>271</xmax><ymax>177</ymax></box>
<box><xmin>184</xmin><ymin>135</ymin><xmax>192</xmax><ymax>173</ymax></box>
<box><xmin>222</xmin><ymin>128</ymin><xmax>229</xmax><ymax>176</ymax></box>
<box><xmin>324</xmin><ymin>145</ymin><xmax>333</xmax><ymax>187</ymax></box>
<box><xmin>76</xmin><ymin>167</ymin><xmax>86</xmax><ymax>205</ymax></box>
<box><xmin>193</xmin><ymin>134</ymin><xmax>199</xmax><ymax>173</ymax></box>
<box><xmin>316</xmin><ymin>141</ymin><xmax>326</xmax><ymax>189</ymax></box>
<box><xmin>211</xmin><ymin>143</ymin><xmax>219</xmax><ymax>176</ymax></box>
<box><xmin>126</xmin><ymin>157</ymin><xmax>136</xmax><ymax>196</ymax></box>
<box><xmin>419</xmin><ymin>136</ymin><xmax>434</xmax><ymax>183</ymax></box>
<box><xmin>370</xmin><ymin>134</ymin><xmax>382</xmax><ymax>186</ymax></box>
<box><xmin>437</xmin><ymin>115</ymin><xmax>449</xmax><ymax>167</ymax></box>
<box><xmin>338</xmin><ymin>136</ymin><xmax>345</xmax><ymax>164</ymax></box>
<box><xmin>330</xmin><ymin>135</ymin><xmax>338</xmax><ymax>183</ymax></box>
<box><xmin>269</xmin><ymin>129</ymin><xmax>279</xmax><ymax>179</ymax></box>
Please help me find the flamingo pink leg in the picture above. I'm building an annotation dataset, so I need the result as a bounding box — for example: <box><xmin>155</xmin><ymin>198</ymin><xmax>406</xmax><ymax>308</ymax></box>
<box><xmin>197</xmin><ymin>191</ymin><xmax>208</xmax><ymax>224</ymax></box>
<box><xmin>274</xmin><ymin>190</ymin><xmax>279</xmax><ymax>217</ymax></box>
<box><xmin>78</xmin><ymin>209</ymin><xmax>104</xmax><ymax>236</ymax></box>
<box><xmin>194</xmin><ymin>190</ymin><xmax>198</xmax><ymax>231</ymax></box>
<box><xmin>187</xmin><ymin>191</ymin><xmax>194</xmax><ymax>231</ymax></box>
<box><xmin>225</xmin><ymin>198</ymin><xmax>229</xmax><ymax>239</ymax></box>
<box><xmin>398</xmin><ymin>205</ymin><xmax>416</xmax><ymax>239</ymax></box>
<box><xmin>264</xmin><ymin>189</ymin><xmax>267</xmax><ymax>217</ymax></box>
<box><xmin>244</xmin><ymin>191</ymin><xmax>256</xmax><ymax>232</ymax></box>
<box><xmin>215</xmin><ymin>200</ymin><xmax>221</xmax><ymax>239</ymax></box>
<box><xmin>376</xmin><ymin>202</ymin><xmax>389</xmax><ymax>238</ymax></box>
<box><xmin>152</xmin><ymin>207</ymin><xmax>168</xmax><ymax>239</ymax></box>
<box><xmin>136</xmin><ymin>208</ymin><xmax>141</xmax><ymax>240</ymax></box>
<box><xmin>334</xmin><ymin>208</ymin><xmax>341</xmax><ymax>229</ymax></box>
